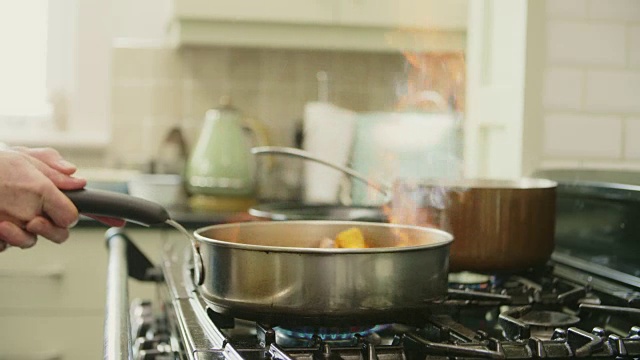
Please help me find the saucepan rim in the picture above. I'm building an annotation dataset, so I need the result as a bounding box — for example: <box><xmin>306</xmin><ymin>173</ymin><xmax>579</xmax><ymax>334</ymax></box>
<box><xmin>248</xmin><ymin>202</ymin><xmax>384</xmax><ymax>221</ymax></box>
<box><xmin>193</xmin><ymin>220</ymin><xmax>453</xmax><ymax>254</ymax></box>
<box><xmin>398</xmin><ymin>177</ymin><xmax>557</xmax><ymax>190</ymax></box>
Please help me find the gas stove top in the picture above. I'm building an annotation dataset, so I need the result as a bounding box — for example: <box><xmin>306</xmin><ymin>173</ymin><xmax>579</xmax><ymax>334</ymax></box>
<box><xmin>104</xmin><ymin>180</ymin><xmax>640</xmax><ymax>360</ymax></box>
<box><xmin>123</xmin><ymin>241</ymin><xmax>640</xmax><ymax>360</ymax></box>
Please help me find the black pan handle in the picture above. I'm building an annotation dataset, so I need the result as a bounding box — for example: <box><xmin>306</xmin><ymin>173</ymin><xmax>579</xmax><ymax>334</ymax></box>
<box><xmin>64</xmin><ymin>189</ymin><xmax>171</xmax><ymax>226</ymax></box>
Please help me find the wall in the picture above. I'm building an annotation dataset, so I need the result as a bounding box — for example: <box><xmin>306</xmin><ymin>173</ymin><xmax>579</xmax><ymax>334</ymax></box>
<box><xmin>104</xmin><ymin>46</ymin><xmax>465</xmax><ymax>170</ymax></box>
<box><xmin>47</xmin><ymin>0</ymin><xmax>467</xmax><ymax>174</ymax></box>
<box><xmin>111</xmin><ymin>0</ymin><xmax>170</xmax><ymax>40</ymax></box>
<box><xmin>541</xmin><ymin>0</ymin><xmax>640</xmax><ymax>170</ymax></box>
<box><xmin>107</xmin><ymin>46</ymin><xmax>402</xmax><ymax>168</ymax></box>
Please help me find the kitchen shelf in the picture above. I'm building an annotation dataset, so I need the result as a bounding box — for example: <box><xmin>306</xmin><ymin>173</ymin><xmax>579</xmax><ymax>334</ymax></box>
<box><xmin>168</xmin><ymin>19</ymin><xmax>466</xmax><ymax>52</ymax></box>
<box><xmin>167</xmin><ymin>0</ymin><xmax>467</xmax><ymax>52</ymax></box>
<box><xmin>0</xmin><ymin>130</ymin><xmax>110</xmax><ymax>149</ymax></box>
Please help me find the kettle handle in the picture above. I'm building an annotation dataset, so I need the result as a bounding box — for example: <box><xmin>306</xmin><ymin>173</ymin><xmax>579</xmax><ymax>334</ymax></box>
<box><xmin>242</xmin><ymin>117</ymin><xmax>270</xmax><ymax>148</ymax></box>
<box><xmin>242</xmin><ymin>117</ymin><xmax>273</xmax><ymax>168</ymax></box>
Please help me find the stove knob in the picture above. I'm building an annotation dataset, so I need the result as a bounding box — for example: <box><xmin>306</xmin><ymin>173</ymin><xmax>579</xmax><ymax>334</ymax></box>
<box><xmin>131</xmin><ymin>299</ymin><xmax>153</xmax><ymax>318</ymax></box>
<box><xmin>592</xmin><ymin>327</ymin><xmax>605</xmax><ymax>337</ymax></box>
<box><xmin>132</xmin><ymin>315</ymin><xmax>154</xmax><ymax>338</ymax></box>
<box><xmin>551</xmin><ymin>329</ymin><xmax>567</xmax><ymax>340</ymax></box>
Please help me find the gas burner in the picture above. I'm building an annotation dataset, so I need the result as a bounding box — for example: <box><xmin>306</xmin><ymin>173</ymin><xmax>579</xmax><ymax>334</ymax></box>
<box><xmin>274</xmin><ymin>324</ymin><xmax>389</xmax><ymax>347</ymax></box>
<box><xmin>448</xmin><ymin>272</ymin><xmax>493</xmax><ymax>290</ymax></box>
<box><xmin>499</xmin><ymin>306</ymin><xmax>580</xmax><ymax>340</ymax></box>
<box><xmin>519</xmin><ymin>310</ymin><xmax>581</xmax><ymax>328</ymax></box>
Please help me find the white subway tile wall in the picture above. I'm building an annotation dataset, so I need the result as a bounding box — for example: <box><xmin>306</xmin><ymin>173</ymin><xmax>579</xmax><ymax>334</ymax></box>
<box><xmin>546</xmin><ymin>0</ymin><xmax>588</xmax><ymax>19</ymax></box>
<box><xmin>585</xmin><ymin>71</ymin><xmax>640</xmax><ymax>113</ymax></box>
<box><xmin>589</xmin><ymin>0</ymin><xmax>640</xmax><ymax>21</ymax></box>
<box><xmin>543</xmin><ymin>68</ymin><xmax>583</xmax><ymax>110</ymax></box>
<box><xmin>542</xmin><ymin>0</ymin><xmax>640</xmax><ymax>165</ymax></box>
<box><xmin>547</xmin><ymin>22</ymin><xmax>626</xmax><ymax>66</ymax></box>
<box><xmin>630</xmin><ymin>26</ymin><xmax>640</xmax><ymax>67</ymax></box>
<box><xmin>625</xmin><ymin>118</ymin><xmax>640</xmax><ymax>159</ymax></box>
<box><xmin>544</xmin><ymin>113</ymin><xmax>622</xmax><ymax>158</ymax></box>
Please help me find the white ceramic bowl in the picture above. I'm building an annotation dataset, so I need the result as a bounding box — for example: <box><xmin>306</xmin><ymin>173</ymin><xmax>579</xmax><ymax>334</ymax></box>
<box><xmin>127</xmin><ymin>174</ymin><xmax>185</xmax><ymax>207</ymax></box>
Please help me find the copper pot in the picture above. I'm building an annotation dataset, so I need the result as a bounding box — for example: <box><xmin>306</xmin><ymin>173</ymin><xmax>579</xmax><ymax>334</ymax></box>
<box><xmin>390</xmin><ymin>179</ymin><xmax>557</xmax><ymax>272</ymax></box>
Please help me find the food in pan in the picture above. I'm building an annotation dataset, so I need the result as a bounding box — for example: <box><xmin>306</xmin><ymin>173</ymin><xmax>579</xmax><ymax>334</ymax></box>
<box><xmin>317</xmin><ymin>227</ymin><xmax>412</xmax><ymax>249</ymax></box>
<box><xmin>318</xmin><ymin>237</ymin><xmax>336</xmax><ymax>248</ymax></box>
<box><xmin>335</xmin><ymin>227</ymin><xmax>368</xmax><ymax>248</ymax></box>
<box><xmin>316</xmin><ymin>227</ymin><xmax>368</xmax><ymax>248</ymax></box>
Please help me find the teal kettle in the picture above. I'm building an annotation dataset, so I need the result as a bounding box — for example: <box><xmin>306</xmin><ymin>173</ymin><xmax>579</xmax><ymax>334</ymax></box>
<box><xmin>185</xmin><ymin>96</ymin><xmax>269</xmax><ymax>211</ymax></box>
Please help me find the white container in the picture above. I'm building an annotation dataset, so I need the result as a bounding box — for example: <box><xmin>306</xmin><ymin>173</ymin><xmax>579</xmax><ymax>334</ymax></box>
<box><xmin>302</xmin><ymin>102</ymin><xmax>357</xmax><ymax>203</ymax></box>
<box><xmin>350</xmin><ymin>111</ymin><xmax>463</xmax><ymax>205</ymax></box>
<box><xmin>127</xmin><ymin>174</ymin><xmax>185</xmax><ymax>207</ymax></box>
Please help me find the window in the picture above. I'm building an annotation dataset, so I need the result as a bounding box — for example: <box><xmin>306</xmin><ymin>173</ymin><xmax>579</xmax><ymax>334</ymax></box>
<box><xmin>0</xmin><ymin>0</ymin><xmax>111</xmax><ymax>148</ymax></box>
<box><xmin>0</xmin><ymin>1</ymin><xmax>52</xmax><ymax>126</ymax></box>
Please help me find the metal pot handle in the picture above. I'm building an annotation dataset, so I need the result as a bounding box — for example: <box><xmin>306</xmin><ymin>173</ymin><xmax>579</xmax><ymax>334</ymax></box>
<box><xmin>252</xmin><ymin>146</ymin><xmax>391</xmax><ymax>200</ymax></box>
<box><xmin>166</xmin><ymin>219</ymin><xmax>205</xmax><ymax>286</ymax></box>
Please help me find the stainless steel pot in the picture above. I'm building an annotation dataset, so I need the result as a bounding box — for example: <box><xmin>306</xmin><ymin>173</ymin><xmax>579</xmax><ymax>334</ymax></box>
<box><xmin>64</xmin><ymin>189</ymin><xmax>453</xmax><ymax>326</ymax></box>
<box><xmin>194</xmin><ymin>221</ymin><xmax>451</xmax><ymax>325</ymax></box>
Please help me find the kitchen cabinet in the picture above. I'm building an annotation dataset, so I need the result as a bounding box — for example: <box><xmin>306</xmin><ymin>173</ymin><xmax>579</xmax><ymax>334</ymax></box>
<box><xmin>0</xmin><ymin>227</ymin><xmax>177</xmax><ymax>360</ymax></box>
<box><xmin>337</xmin><ymin>0</ymin><xmax>467</xmax><ymax>30</ymax></box>
<box><xmin>0</xmin><ymin>315</ymin><xmax>104</xmax><ymax>360</ymax></box>
<box><xmin>168</xmin><ymin>0</ymin><xmax>467</xmax><ymax>52</ymax></box>
<box><xmin>172</xmin><ymin>0</ymin><xmax>336</xmax><ymax>24</ymax></box>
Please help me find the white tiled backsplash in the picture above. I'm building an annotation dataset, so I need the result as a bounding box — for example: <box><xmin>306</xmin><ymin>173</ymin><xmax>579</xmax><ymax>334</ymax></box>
<box><xmin>99</xmin><ymin>46</ymin><xmax>465</xmax><ymax>170</ymax></box>
<box><xmin>106</xmin><ymin>46</ymin><xmax>406</xmax><ymax>168</ymax></box>
<box><xmin>542</xmin><ymin>0</ymin><xmax>640</xmax><ymax>166</ymax></box>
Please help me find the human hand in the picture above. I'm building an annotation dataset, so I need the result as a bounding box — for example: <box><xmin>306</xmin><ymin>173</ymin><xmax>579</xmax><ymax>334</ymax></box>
<box><xmin>0</xmin><ymin>147</ymin><xmax>87</xmax><ymax>251</ymax></box>
<box><xmin>13</xmin><ymin>148</ymin><xmax>126</xmax><ymax>227</ymax></box>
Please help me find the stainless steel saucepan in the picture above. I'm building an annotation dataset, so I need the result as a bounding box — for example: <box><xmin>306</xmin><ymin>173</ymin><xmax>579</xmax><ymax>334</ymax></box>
<box><xmin>64</xmin><ymin>189</ymin><xmax>453</xmax><ymax>326</ymax></box>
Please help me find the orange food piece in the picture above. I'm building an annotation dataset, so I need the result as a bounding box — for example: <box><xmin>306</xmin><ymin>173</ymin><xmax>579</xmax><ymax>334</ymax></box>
<box><xmin>395</xmin><ymin>231</ymin><xmax>410</xmax><ymax>247</ymax></box>
<box><xmin>335</xmin><ymin>227</ymin><xmax>367</xmax><ymax>248</ymax></box>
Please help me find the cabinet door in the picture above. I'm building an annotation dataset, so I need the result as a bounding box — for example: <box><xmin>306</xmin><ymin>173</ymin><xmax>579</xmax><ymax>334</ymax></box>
<box><xmin>0</xmin><ymin>315</ymin><xmax>103</xmax><ymax>360</ymax></box>
<box><xmin>0</xmin><ymin>228</ymin><xmax>168</xmax><ymax>312</ymax></box>
<box><xmin>173</xmin><ymin>0</ymin><xmax>336</xmax><ymax>24</ymax></box>
<box><xmin>0</xmin><ymin>228</ymin><xmax>175</xmax><ymax>359</ymax></box>
<box><xmin>338</xmin><ymin>0</ymin><xmax>467</xmax><ymax>29</ymax></box>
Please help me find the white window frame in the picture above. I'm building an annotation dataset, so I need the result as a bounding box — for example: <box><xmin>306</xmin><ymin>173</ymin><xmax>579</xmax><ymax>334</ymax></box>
<box><xmin>0</xmin><ymin>0</ymin><xmax>112</xmax><ymax>149</ymax></box>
